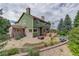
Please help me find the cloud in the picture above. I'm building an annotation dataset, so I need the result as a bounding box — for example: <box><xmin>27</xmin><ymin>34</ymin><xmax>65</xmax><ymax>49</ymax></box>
<box><xmin>0</xmin><ymin>3</ymin><xmax>79</xmax><ymax>29</ymax></box>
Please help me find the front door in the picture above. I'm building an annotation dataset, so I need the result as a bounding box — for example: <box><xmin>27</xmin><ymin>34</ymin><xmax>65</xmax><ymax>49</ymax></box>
<box><xmin>39</xmin><ymin>27</ymin><xmax>42</xmax><ymax>36</ymax></box>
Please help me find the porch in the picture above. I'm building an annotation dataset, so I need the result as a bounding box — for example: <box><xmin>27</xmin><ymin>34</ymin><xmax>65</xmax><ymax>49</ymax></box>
<box><xmin>11</xmin><ymin>25</ymin><xmax>26</xmax><ymax>39</ymax></box>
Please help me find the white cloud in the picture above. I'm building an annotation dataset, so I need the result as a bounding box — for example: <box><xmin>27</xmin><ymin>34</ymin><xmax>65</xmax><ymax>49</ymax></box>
<box><xmin>0</xmin><ymin>3</ymin><xmax>79</xmax><ymax>28</ymax></box>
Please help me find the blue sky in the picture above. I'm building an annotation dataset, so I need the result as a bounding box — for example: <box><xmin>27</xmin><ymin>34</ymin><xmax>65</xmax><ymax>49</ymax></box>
<box><xmin>0</xmin><ymin>3</ymin><xmax>79</xmax><ymax>29</ymax></box>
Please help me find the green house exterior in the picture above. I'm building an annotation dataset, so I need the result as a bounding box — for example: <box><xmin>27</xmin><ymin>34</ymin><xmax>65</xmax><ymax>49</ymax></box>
<box><xmin>16</xmin><ymin>8</ymin><xmax>51</xmax><ymax>37</ymax></box>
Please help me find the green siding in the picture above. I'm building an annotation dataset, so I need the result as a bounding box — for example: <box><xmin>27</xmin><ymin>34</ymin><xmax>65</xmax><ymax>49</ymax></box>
<box><xmin>17</xmin><ymin>13</ymin><xmax>33</xmax><ymax>29</ymax></box>
<box><xmin>16</xmin><ymin>12</ymin><xmax>50</xmax><ymax>37</ymax></box>
<box><xmin>33</xmin><ymin>19</ymin><xmax>50</xmax><ymax>29</ymax></box>
<box><xmin>33</xmin><ymin>20</ymin><xmax>46</xmax><ymax>28</ymax></box>
<box><xmin>33</xmin><ymin>19</ymin><xmax>50</xmax><ymax>37</ymax></box>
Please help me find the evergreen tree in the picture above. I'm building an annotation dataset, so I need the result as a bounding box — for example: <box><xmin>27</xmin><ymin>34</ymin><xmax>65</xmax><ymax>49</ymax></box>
<box><xmin>0</xmin><ymin>17</ymin><xmax>11</xmax><ymax>42</ymax></box>
<box><xmin>74</xmin><ymin>11</ymin><xmax>79</xmax><ymax>27</ymax></box>
<box><xmin>58</xmin><ymin>18</ymin><xmax>64</xmax><ymax>31</ymax></box>
<box><xmin>0</xmin><ymin>18</ymin><xmax>10</xmax><ymax>34</ymax></box>
<box><xmin>68</xmin><ymin>27</ymin><xmax>79</xmax><ymax>55</ymax></box>
<box><xmin>64</xmin><ymin>14</ymin><xmax>72</xmax><ymax>34</ymax></box>
<box><xmin>58</xmin><ymin>18</ymin><xmax>65</xmax><ymax>35</ymax></box>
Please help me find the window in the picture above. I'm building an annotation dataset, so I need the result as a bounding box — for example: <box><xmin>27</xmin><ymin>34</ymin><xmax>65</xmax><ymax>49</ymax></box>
<box><xmin>29</xmin><ymin>29</ymin><xmax>32</xmax><ymax>32</ymax></box>
<box><xmin>34</xmin><ymin>29</ymin><xmax>37</xmax><ymax>32</ymax></box>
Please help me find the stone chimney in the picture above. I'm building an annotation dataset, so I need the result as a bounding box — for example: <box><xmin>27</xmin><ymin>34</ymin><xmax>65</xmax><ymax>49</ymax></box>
<box><xmin>26</xmin><ymin>8</ymin><xmax>31</xmax><ymax>15</ymax></box>
<box><xmin>41</xmin><ymin>16</ymin><xmax>45</xmax><ymax>20</ymax></box>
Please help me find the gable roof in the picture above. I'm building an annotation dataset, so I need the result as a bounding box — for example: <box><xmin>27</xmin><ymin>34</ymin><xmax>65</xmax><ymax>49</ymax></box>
<box><xmin>12</xmin><ymin>25</ymin><xmax>26</xmax><ymax>29</ymax></box>
<box><xmin>16</xmin><ymin>12</ymin><xmax>50</xmax><ymax>25</ymax></box>
<box><xmin>15</xmin><ymin>12</ymin><xmax>25</xmax><ymax>23</ymax></box>
<box><xmin>32</xmin><ymin>16</ymin><xmax>50</xmax><ymax>24</ymax></box>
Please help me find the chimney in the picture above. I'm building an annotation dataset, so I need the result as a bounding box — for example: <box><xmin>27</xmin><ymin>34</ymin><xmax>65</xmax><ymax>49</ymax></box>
<box><xmin>26</xmin><ymin>8</ymin><xmax>31</xmax><ymax>15</ymax></box>
<box><xmin>41</xmin><ymin>16</ymin><xmax>45</xmax><ymax>20</ymax></box>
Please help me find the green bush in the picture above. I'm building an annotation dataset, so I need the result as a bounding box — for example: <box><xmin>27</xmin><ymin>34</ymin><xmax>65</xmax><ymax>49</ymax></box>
<box><xmin>0</xmin><ymin>34</ymin><xmax>10</xmax><ymax>42</ymax></box>
<box><xmin>43</xmin><ymin>38</ymin><xmax>59</xmax><ymax>47</ymax></box>
<box><xmin>68</xmin><ymin>27</ymin><xmax>79</xmax><ymax>55</ymax></box>
<box><xmin>43</xmin><ymin>40</ymin><xmax>51</xmax><ymax>47</ymax></box>
<box><xmin>0</xmin><ymin>18</ymin><xmax>10</xmax><ymax>42</ymax></box>
<box><xmin>27</xmin><ymin>47</ymin><xmax>40</xmax><ymax>56</ymax></box>
<box><xmin>15</xmin><ymin>34</ymin><xmax>25</xmax><ymax>40</ymax></box>
<box><xmin>0</xmin><ymin>48</ymin><xmax>19</xmax><ymax>56</ymax></box>
<box><xmin>58</xmin><ymin>31</ymin><xmax>66</xmax><ymax>36</ymax></box>
<box><xmin>0</xmin><ymin>18</ymin><xmax>10</xmax><ymax>34</ymax></box>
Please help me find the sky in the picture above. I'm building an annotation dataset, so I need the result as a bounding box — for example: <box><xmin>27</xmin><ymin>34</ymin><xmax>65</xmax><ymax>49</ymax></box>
<box><xmin>0</xmin><ymin>3</ymin><xmax>79</xmax><ymax>29</ymax></box>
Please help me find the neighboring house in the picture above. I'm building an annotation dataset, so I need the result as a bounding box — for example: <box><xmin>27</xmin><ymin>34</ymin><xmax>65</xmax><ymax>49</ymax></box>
<box><xmin>11</xmin><ymin>8</ymin><xmax>51</xmax><ymax>39</ymax></box>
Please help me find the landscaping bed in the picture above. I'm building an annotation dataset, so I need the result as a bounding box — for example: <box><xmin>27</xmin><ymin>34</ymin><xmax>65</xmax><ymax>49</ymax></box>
<box><xmin>23</xmin><ymin>37</ymin><xmax>60</xmax><ymax>49</ymax></box>
<box><xmin>13</xmin><ymin>40</ymin><xmax>68</xmax><ymax>56</ymax></box>
<box><xmin>0</xmin><ymin>33</ymin><xmax>61</xmax><ymax>56</ymax></box>
<box><xmin>0</xmin><ymin>38</ymin><xmax>67</xmax><ymax>56</ymax></box>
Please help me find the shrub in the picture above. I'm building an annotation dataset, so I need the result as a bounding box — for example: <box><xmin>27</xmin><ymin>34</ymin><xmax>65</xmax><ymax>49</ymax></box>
<box><xmin>0</xmin><ymin>34</ymin><xmax>10</xmax><ymax>42</ymax></box>
<box><xmin>0</xmin><ymin>18</ymin><xmax>10</xmax><ymax>34</ymax></box>
<box><xmin>52</xmin><ymin>38</ymin><xmax>59</xmax><ymax>44</ymax></box>
<box><xmin>58</xmin><ymin>31</ymin><xmax>66</xmax><ymax>36</ymax></box>
<box><xmin>0</xmin><ymin>18</ymin><xmax>10</xmax><ymax>42</ymax></box>
<box><xmin>43</xmin><ymin>38</ymin><xmax>59</xmax><ymax>47</ymax></box>
<box><xmin>15</xmin><ymin>34</ymin><xmax>25</xmax><ymax>40</ymax></box>
<box><xmin>43</xmin><ymin>40</ymin><xmax>52</xmax><ymax>47</ymax></box>
<box><xmin>0</xmin><ymin>48</ymin><xmax>19</xmax><ymax>56</ymax></box>
<box><xmin>68</xmin><ymin>27</ymin><xmax>79</xmax><ymax>55</ymax></box>
<box><xmin>27</xmin><ymin>47</ymin><xmax>40</xmax><ymax>56</ymax></box>
<box><xmin>44</xmin><ymin>40</ymin><xmax>52</xmax><ymax>46</ymax></box>
<box><xmin>7</xmin><ymin>48</ymin><xmax>19</xmax><ymax>55</ymax></box>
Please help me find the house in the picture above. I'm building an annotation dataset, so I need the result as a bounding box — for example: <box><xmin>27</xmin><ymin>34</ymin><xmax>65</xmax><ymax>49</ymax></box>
<box><xmin>11</xmin><ymin>8</ymin><xmax>51</xmax><ymax>39</ymax></box>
